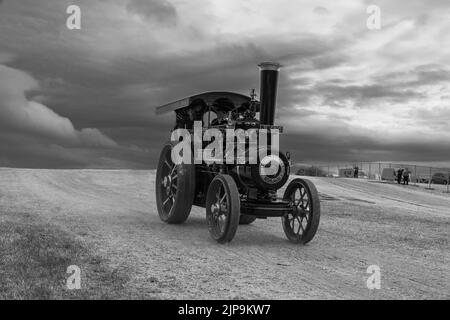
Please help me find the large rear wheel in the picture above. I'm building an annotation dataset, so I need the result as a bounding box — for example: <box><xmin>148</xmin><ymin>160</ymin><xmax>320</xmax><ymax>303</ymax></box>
<box><xmin>155</xmin><ymin>142</ymin><xmax>195</xmax><ymax>224</ymax></box>
<box><xmin>206</xmin><ymin>174</ymin><xmax>240</xmax><ymax>243</ymax></box>
<box><xmin>282</xmin><ymin>178</ymin><xmax>320</xmax><ymax>244</ymax></box>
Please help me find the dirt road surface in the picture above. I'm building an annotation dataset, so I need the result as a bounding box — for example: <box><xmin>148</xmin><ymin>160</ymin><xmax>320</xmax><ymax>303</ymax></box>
<box><xmin>0</xmin><ymin>168</ymin><xmax>448</xmax><ymax>299</ymax></box>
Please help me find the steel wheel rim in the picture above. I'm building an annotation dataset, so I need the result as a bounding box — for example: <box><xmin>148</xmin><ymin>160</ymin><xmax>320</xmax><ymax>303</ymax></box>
<box><xmin>285</xmin><ymin>184</ymin><xmax>311</xmax><ymax>238</ymax></box>
<box><xmin>209</xmin><ymin>181</ymin><xmax>230</xmax><ymax>239</ymax></box>
<box><xmin>159</xmin><ymin>150</ymin><xmax>178</xmax><ymax>215</ymax></box>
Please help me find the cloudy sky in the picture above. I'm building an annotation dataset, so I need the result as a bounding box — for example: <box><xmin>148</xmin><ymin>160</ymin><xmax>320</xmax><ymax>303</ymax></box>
<box><xmin>0</xmin><ymin>0</ymin><xmax>449</xmax><ymax>168</ymax></box>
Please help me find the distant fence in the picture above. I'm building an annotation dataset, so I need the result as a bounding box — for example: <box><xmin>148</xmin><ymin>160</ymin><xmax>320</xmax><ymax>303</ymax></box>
<box><xmin>294</xmin><ymin>162</ymin><xmax>450</xmax><ymax>193</ymax></box>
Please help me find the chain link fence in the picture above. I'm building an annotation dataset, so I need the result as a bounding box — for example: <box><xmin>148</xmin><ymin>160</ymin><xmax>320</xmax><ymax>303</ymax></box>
<box><xmin>294</xmin><ymin>162</ymin><xmax>450</xmax><ymax>193</ymax></box>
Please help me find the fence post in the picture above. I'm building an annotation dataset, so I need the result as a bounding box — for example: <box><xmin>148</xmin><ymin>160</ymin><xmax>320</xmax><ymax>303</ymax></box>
<box><xmin>414</xmin><ymin>165</ymin><xmax>417</xmax><ymax>186</ymax></box>
<box><xmin>447</xmin><ymin>171</ymin><xmax>450</xmax><ymax>193</ymax></box>
<box><xmin>369</xmin><ymin>163</ymin><xmax>371</xmax><ymax>180</ymax></box>
<box><xmin>379</xmin><ymin>163</ymin><xmax>381</xmax><ymax>180</ymax></box>
<box><xmin>428</xmin><ymin>167</ymin><xmax>432</xmax><ymax>189</ymax></box>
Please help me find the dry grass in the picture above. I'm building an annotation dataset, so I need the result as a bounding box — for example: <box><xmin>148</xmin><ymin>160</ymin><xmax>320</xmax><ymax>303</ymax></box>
<box><xmin>0</xmin><ymin>211</ymin><xmax>131</xmax><ymax>300</ymax></box>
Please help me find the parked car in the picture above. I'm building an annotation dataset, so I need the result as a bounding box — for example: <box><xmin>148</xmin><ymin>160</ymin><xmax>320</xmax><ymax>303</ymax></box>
<box><xmin>338</xmin><ymin>168</ymin><xmax>354</xmax><ymax>178</ymax></box>
<box><xmin>358</xmin><ymin>171</ymin><xmax>368</xmax><ymax>179</ymax></box>
<box><xmin>431</xmin><ymin>172</ymin><xmax>449</xmax><ymax>185</ymax></box>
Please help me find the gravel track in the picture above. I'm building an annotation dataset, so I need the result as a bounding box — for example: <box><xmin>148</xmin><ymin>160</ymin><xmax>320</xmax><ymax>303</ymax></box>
<box><xmin>0</xmin><ymin>168</ymin><xmax>448</xmax><ymax>299</ymax></box>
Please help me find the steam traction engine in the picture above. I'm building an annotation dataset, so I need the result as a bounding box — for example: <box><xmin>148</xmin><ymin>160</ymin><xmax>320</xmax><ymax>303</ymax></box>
<box><xmin>155</xmin><ymin>62</ymin><xmax>320</xmax><ymax>244</ymax></box>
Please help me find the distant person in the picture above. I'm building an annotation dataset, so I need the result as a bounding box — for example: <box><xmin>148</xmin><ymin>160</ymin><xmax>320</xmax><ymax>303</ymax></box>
<box><xmin>354</xmin><ymin>166</ymin><xmax>359</xmax><ymax>178</ymax></box>
<box><xmin>403</xmin><ymin>168</ymin><xmax>410</xmax><ymax>185</ymax></box>
<box><xmin>397</xmin><ymin>168</ymin><xmax>403</xmax><ymax>184</ymax></box>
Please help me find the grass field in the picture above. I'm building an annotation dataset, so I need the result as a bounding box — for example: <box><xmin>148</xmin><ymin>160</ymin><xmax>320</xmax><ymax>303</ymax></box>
<box><xmin>0</xmin><ymin>211</ymin><xmax>131</xmax><ymax>299</ymax></box>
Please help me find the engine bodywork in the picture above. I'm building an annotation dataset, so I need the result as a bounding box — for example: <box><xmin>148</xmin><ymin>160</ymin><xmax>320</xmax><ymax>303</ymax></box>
<box><xmin>155</xmin><ymin>63</ymin><xmax>320</xmax><ymax>244</ymax></box>
<box><xmin>156</xmin><ymin>90</ymin><xmax>292</xmax><ymax>218</ymax></box>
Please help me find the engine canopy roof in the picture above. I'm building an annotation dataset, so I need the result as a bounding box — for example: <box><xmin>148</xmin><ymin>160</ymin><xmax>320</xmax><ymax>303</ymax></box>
<box><xmin>155</xmin><ymin>91</ymin><xmax>253</xmax><ymax>115</ymax></box>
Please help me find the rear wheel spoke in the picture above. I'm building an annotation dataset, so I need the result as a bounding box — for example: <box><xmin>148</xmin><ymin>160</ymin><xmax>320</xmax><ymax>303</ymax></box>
<box><xmin>163</xmin><ymin>194</ymin><xmax>173</xmax><ymax>207</ymax></box>
<box><xmin>164</xmin><ymin>160</ymin><xmax>172</xmax><ymax>170</ymax></box>
<box><xmin>216</xmin><ymin>185</ymin><xmax>222</xmax><ymax>201</ymax></box>
<box><xmin>220</xmin><ymin>193</ymin><xmax>227</xmax><ymax>206</ymax></box>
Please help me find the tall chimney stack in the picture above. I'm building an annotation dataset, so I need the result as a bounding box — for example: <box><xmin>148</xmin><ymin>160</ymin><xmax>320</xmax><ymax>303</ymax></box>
<box><xmin>258</xmin><ymin>62</ymin><xmax>281</xmax><ymax>125</ymax></box>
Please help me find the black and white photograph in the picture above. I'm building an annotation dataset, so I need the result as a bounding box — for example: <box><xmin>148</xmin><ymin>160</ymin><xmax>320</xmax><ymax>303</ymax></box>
<box><xmin>0</xmin><ymin>0</ymin><xmax>449</xmax><ymax>305</ymax></box>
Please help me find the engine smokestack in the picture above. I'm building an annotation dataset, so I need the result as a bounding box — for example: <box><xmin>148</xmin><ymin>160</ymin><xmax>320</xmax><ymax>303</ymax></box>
<box><xmin>258</xmin><ymin>62</ymin><xmax>281</xmax><ymax>125</ymax></box>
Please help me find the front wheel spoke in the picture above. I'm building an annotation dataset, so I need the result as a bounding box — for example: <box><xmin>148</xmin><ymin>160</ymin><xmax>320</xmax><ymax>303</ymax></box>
<box><xmin>299</xmin><ymin>217</ymin><xmax>305</xmax><ymax>233</ymax></box>
<box><xmin>300</xmin><ymin>188</ymin><xmax>306</xmax><ymax>199</ymax></box>
<box><xmin>304</xmin><ymin>199</ymin><xmax>310</xmax><ymax>208</ymax></box>
<box><xmin>300</xmin><ymin>199</ymin><xmax>309</xmax><ymax>209</ymax></box>
<box><xmin>302</xmin><ymin>216</ymin><xmax>308</xmax><ymax>229</ymax></box>
<box><xmin>296</xmin><ymin>217</ymin><xmax>302</xmax><ymax>234</ymax></box>
<box><xmin>299</xmin><ymin>208</ymin><xmax>308</xmax><ymax>217</ymax></box>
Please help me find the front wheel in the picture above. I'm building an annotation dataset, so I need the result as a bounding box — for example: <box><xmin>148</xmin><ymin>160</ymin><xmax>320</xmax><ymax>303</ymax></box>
<box><xmin>282</xmin><ymin>178</ymin><xmax>320</xmax><ymax>244</ymax></box>
<box><xmin>206</xmin><ymin>174</ymin><xmax>240</xmax><ymax>243</ymax></box>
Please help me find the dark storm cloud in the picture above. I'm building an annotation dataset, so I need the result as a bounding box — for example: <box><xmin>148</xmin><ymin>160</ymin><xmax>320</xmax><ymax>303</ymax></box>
<box><xmin>282</xmin><ymin>131</ymin><xmax>450</xmax><ymax>163</ymax></box>
<box><xmin>6</xmin><ymin>31</ymin><xmax>341</xmax><ymax>130</ymax></box>
<box><xmin>281</xmin><ymin>63</ymin><xmax>450</xmax><ymax>110</ymax></box>
<box><xmin>0</xmin><ymin>0</ymin><xmax>449</xmax><ymax>168</ymax></box>
<box><xmin>0</xmin><ymin>63</ymin><xmax>117</xmax><ymax>147</ymax></box>
<box><xmin>0</xmin><ymin>135</ymin><xmax>156</xmax><ymax>169</ymax></box>
<box><xmin>126</xmin><ymin>0</ymin><xmax>177</xmax><ymax>26</ymax></box>
<box><xmin>0</xmin><ymin>0</ymin><xmax>348</xmax><ymax>151</ymax></box>
<box><xmin>412</xmin><ymin>106</ymin><xmax>450</xmax><ymax>128</ymax></box>
<box><xmin>277</xmin><ymin>80</ymin><xmax>422</xmax><ymax>112</ymax></box>
<box><xmin>319</xmin><ymin>83</ymin><xmax>424</xmax><ymax>107</ymax></box>
<box><xmin>378</xmin><ymin>64</ymin><xmax>450</xmax><ymax>87</ymax></box>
